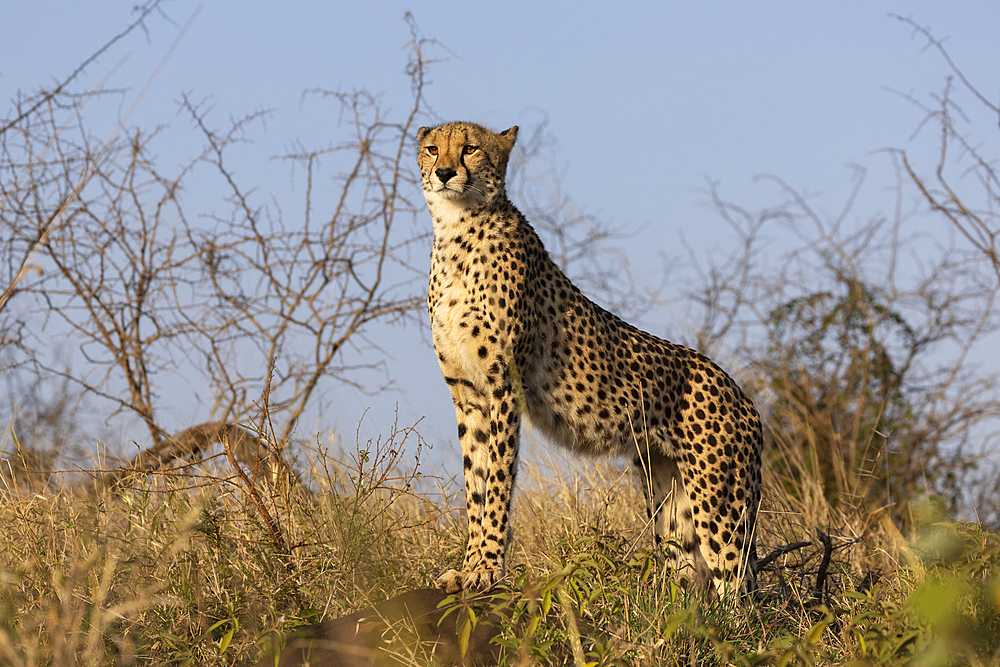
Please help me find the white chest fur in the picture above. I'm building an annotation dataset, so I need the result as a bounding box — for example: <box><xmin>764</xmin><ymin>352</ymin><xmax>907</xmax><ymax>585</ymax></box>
<box><xmin>431</xmin><ymin>270</ymin><xmax>491</xmax><ymax>390</ymax></box>
<box><xmin>426</xmin><ymin>192</ymin><xmax>499</xmax><ymax>389</ymax></box>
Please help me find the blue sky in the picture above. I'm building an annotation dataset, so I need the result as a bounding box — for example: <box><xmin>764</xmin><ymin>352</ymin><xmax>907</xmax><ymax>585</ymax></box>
<box><xmin>6</xmin><ymin>2</ymin><xmax>995</xmax><ymax>226</ymax></box>
<box><xmin>2</xmin><ymin>1</ymin><xmax>997</xmax><ymax>464</ymax></box>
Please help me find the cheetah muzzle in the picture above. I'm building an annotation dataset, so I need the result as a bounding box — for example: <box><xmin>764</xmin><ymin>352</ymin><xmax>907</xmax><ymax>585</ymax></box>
<box><xmin>418</xmin><ymin>121</ymin><xmax>763</xmax><ymax>598</ymax></box>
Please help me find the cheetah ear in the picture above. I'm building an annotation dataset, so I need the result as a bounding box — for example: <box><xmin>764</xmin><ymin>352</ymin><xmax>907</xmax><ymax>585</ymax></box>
<box><xmin>417</xmin><ymin>126</ymin><xmax>432</xmax><ymax>142</ymax></box>
<box><xmin>498</xmin><ymin>126</ymin><xmax>518</xmax><ymax>151</ymax></box>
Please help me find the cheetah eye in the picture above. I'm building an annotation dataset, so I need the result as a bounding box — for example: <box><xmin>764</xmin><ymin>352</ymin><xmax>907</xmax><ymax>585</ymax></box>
<box><xmin>426</xmin><ymin>146</ymin><xmax>439</xmax><ymax>156</ymax></box>
<box><xmin>463</xmin><ymin>145</ymin><xmax>479</xmax><ymax>155</ymax></box>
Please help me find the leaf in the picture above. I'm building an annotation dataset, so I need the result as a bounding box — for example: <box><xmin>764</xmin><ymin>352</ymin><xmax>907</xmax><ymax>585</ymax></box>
<box><xmin>437</xmin><ymin>595</ymin><xmax>461</xmax><ymax>625</ymax></box>
<box><xmin>526</xmin><ymin>613</ymin><xmax>540</xmax><ymax>636</ymax></box>
<box><xmin>206</xmin><ymin>619</ymin><xmax>229</xmax><ymax>633</ymax></box>
<box><xmin>806</xmin><ymin>616</ymin><xmax>830</xmax><ymax>645</ymax></box>
<box><xmin>458</xmin><ymin>616</ymin><xmax>472</xmax><ymax>657</ymax></box>
<box><xmin>640</xmin><ymin>555</ymin><xmax>653</xmax><ymax>582</ymax></box>
<box><xmin>219</xmin><ymin>626</ymin><xmax>235</xmax><ymax>654</ymax></box>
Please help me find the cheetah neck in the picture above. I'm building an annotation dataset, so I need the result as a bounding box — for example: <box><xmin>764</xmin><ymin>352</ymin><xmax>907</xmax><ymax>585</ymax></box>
<box><xmin>425</xmin><ymin>191</ymin><xmax>515</xmax><ymax>240</ymax></box>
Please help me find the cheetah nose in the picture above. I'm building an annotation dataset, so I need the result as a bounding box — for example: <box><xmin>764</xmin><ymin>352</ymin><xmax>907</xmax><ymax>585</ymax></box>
<box><xmin>435</xmin><ymin>167</ymin><xmax>457</xmax><ymax>183</ymax></box>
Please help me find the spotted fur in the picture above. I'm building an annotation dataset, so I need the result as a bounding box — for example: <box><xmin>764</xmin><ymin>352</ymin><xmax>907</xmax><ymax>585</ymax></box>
<box><xmin>418</xmin><ymin>121</ymin><xmax>762</xmax><ymax>596</ymax></box>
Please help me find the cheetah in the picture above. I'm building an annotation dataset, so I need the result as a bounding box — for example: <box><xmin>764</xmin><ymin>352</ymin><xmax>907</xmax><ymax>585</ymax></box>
<box><xmin>418</xmin><ymin>121</ymin><xmax>762</xmax><ymax>597</ymax></box>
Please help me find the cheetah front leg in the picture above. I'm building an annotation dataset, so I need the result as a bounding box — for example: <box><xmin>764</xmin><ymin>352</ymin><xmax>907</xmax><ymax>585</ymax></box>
<box><xmin>438</xmin><ymin>375</ymin><xmax>521</xmax><ymax>593</ymax></box>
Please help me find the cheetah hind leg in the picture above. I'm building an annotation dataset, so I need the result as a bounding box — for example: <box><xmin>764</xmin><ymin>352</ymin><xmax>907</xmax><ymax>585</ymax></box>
<box><xmin>635</xmin><ymin>452</ymin><xmax>711</xmax><ymax>590</ymax></box>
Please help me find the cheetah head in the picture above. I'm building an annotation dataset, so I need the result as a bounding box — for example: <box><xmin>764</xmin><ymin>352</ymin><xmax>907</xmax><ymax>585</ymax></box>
<box><xmin>417</xmin><ymin>122</ymin><xmax>518</xmax><ymax>212</ymax></box>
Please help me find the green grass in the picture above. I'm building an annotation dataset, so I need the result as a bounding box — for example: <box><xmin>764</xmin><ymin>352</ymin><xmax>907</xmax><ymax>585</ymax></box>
<box><xmin>1</xmin><ymin>430</ymin><xmax>998</xmax><ymax>666</ymax></box>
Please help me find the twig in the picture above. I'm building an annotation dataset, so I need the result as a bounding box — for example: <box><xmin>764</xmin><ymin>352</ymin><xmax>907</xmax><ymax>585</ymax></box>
<box><xmin>0</xmin><ymin>2</ymin><xmax>203</xmax><ymax>316</ymax></box>
<box><xmin>222</xmin><ymin>433</ymin><xmax>287</xmax><ymax>554</ymax></box>
<box><xmin>813</xmin><ymin>530</ymin><xmax>833</xmax><ymax>604</ymax></box>
<box><xmin>757</xmin><ymin>540</ymin><xmax>813</xmax><ymax>570</ymax></box>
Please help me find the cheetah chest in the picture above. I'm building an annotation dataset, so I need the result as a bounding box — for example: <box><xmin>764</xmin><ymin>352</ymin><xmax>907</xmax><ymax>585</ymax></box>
<box><xmin>431</xmin><ymin>275</ymin><xmax>492</xmax><ymax>389</ymax></box>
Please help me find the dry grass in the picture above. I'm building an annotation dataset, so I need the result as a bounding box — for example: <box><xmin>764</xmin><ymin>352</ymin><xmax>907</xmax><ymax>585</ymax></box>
<box><xmin>1</xmin><ymin>426</ymin><xmax>999</xmax><ymax>666</ymax></box>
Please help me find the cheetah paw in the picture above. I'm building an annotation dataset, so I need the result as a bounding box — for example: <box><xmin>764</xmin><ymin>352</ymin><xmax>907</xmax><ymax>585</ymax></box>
<box><xmin>435</xmin><ymin>567</ymin><xmax>501</xmax><ymax>593</ymax></box>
